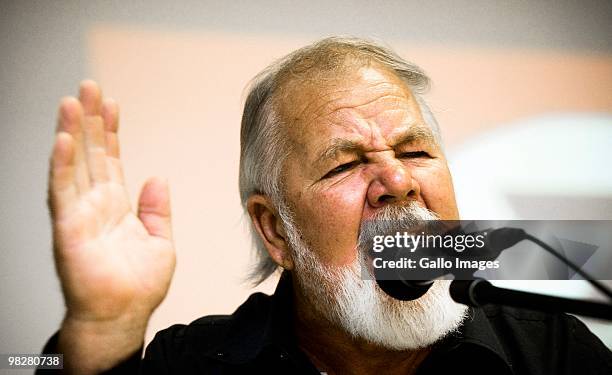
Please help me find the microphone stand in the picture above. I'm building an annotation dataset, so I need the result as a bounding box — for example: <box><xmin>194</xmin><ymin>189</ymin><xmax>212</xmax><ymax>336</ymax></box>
<box><xmin>450</xmin><ymin>279</ymin><xmax>612</xmax><ymax>321</ymax></box>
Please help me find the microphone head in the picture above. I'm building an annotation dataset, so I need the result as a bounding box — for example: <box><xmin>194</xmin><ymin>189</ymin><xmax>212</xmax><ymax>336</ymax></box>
<box><xmin>376</xmin><ymin>279</ymin><xmax>434</xmax><ymax>301</ymax></box>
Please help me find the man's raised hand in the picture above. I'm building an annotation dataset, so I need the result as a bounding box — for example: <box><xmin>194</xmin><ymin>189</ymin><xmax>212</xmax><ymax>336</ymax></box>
<box><xmin>48</xmin><ymin>81</ymin><xmax>176</xmax><ymax>373</ymax></box>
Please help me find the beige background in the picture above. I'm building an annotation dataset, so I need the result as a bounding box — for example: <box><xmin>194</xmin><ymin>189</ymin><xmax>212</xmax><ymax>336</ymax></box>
<box><xmin>1</xmin><ymin>1</ymin><xmax>611</xmax><ymax>362</ymax></box>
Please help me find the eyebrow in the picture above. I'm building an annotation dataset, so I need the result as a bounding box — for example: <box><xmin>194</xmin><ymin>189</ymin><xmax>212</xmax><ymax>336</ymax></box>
<box><xmin>315</xmin><ymin>126</ymin><xmax>436</xmax><ymax>166</ymax></box>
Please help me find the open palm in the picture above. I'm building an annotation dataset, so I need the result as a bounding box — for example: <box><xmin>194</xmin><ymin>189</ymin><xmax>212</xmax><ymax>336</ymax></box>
<box><xmin>49</xmin><ymin>81</ymin><xmax>176</xmax><ymax>325</ymax></box>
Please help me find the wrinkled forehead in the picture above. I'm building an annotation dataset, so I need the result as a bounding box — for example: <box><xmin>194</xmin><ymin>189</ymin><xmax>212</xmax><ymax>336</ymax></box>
<box><xmin>274</xmin><ymin>65</ymin><xmax>427</xmax><ymax>151</ymax></box>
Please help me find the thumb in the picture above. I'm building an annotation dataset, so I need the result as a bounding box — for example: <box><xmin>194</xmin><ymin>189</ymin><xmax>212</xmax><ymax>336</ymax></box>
<box><xmin>138</xmin><ymin>177</ymin><xmax>173</xmax><ymax>241</ymax></box>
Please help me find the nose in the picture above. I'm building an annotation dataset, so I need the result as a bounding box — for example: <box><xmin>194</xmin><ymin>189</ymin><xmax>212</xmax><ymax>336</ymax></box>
<box><xmin>366</xmin><ymin>159</ymin><xmax>419</xmax><ymax>208</ymax></box>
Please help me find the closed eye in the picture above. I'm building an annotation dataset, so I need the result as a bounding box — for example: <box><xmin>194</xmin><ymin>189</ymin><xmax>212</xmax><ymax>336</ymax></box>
<box><xmin>322</xmin><ymin>160</ymin><xmax>360</xmax><ymax>179</ymax></box>
<box><xmin>398</xmin><ymin>151</ymin><xmax>430</xmax><ymax>159</ymax></box>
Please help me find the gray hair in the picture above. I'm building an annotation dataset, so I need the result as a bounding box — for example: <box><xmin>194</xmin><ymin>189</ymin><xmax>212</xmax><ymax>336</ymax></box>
<box><xmin>239</xmin><ymin>36</ymin><xmax>442</xmax><ymax>285</ymax></box>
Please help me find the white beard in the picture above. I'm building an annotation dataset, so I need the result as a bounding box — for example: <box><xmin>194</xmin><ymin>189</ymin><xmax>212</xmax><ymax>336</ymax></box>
<box><xmin>279</xmin><ymin>202</ymin><xmax>468</xmax><ymax>350</ymax></box>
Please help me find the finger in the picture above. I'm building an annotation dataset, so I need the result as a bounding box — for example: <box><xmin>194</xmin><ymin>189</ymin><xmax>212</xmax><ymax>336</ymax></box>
<box><xmin>101</xmin><ymin>98</ymin><xmax>120</xmax><ymax>158</ymax></box>
<box><xmin>79</xmin><ymin>80</ymin><xmax>102</xmax><ymax>116</ymax></box>
<box><xmin>79</xmin><ymin>80</ymin><xmax>109</xmax><ymax>185</ymax></box>
<box><xmin>56</xmin><ymin>97</ymin><xmax>82</xmax><ymax>134</ymax></box>
<box><xmin>57</xmin><ymin>97</ymin><xmax>89</xmax><ymax>193</ymax></box>
<box><xmin>106</xmin><ymin>157</ymin><xmax>125</xmax><ymax>185</ymax></box>
<box><xmin>83</xmin><ymin>115</ymin><xmax>109</xmax><ymax>185</ymax></box>
<box><xmin>49</xmin><ymin>132</ymin><xmax>78</xmax><ymax>217</ymax></box>
<box><xmin>137</xmin><ymin>177</ymin><xmax>173</xmax><ymax>241</ymax></box>
<box><xmin>101</xmin><ymin>98</ymin><xmax>124</xmax><ymax>183</ymax></box>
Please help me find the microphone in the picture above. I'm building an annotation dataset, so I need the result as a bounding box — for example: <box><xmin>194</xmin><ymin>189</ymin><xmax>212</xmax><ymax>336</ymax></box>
<box><xmin>376</xmin><ymin>279</ymin><xmax>434</xmax><ymax>301</ymax></box>
<box><xmin>375</xmin><ymin>227</ymin><xmax>527</xmax><ymax>301</ymax></box>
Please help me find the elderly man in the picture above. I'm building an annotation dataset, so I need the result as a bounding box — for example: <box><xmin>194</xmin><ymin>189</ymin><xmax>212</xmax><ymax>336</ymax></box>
<box><xmin>43</xmin><ymin>37</ymin><xmax>610</xmax><ymax>374</ymax></box>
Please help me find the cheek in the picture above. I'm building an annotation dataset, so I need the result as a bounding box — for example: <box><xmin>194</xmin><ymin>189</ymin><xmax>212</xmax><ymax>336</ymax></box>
<box><xmin>413</xmin><ymin>166</ymin><xmax>459</xmax><ymax>220</ymax></box>
<box><xmin>297</xmin><ymin>181</ymin><xmax>367</xmax><ymax>266</ymax></box>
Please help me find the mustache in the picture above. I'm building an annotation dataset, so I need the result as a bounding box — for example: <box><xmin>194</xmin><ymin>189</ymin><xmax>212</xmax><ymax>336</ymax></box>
<box><xmin>357</xmin><ymin>202</ymin><xmax>440</xmax><ymax>250</ymax></box>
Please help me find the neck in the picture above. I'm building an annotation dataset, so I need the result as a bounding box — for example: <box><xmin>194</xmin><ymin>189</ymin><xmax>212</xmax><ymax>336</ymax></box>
<box><xmin>292</xmin><ymin>279</ymin><xmax>431</xmax><ymax>375</ymax></box>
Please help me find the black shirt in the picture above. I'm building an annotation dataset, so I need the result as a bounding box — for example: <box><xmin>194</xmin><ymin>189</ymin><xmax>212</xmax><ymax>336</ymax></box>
<box><xmin>40</xmin><ymin>272</ymin><xmax>612</xmax><ymax>374</ymax></box>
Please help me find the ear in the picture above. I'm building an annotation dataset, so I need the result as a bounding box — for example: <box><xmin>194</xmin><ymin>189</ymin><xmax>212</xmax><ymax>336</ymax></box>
<box><xmin>246</xmin><ymin>194</ymin><xmax>294</xmax><ymax>270</ymax></box>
